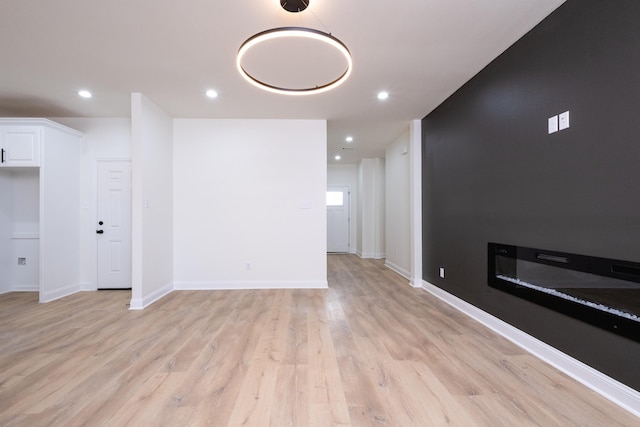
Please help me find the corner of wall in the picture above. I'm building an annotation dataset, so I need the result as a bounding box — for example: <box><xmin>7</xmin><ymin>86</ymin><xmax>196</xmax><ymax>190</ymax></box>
<box><xmin>129</xmin><ymin>281</ymin><xmax>174</xmax><ymax>310</ymax></box>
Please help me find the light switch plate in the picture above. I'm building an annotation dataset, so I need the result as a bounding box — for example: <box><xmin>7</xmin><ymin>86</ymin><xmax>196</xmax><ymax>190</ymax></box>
<box><xmin>559</xmin><ymin>111</ymin><xmax>570</xmax><ymax>130</ymax></box>
<box><xmin>548</xmin><ymin>115</ymin><xmax>559</xmax><ymax>134</ymax></box>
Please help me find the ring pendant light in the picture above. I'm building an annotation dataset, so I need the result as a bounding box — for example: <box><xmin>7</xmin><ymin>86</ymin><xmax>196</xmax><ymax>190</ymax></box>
<box><xmin>237</xmin><ymin>27</ymin><xmax>352</xmax><ymax>96</ymax></box>
<box><xmin>237</xmin><ymin>1</ymin><xmax>352</xmax><ymax>96</ymax></box>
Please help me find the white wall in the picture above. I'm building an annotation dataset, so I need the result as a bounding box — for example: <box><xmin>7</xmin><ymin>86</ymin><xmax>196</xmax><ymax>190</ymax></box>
<box><xmin>385</xmin><ymin>130</ymin><xmax>411</xmax><ymax>278</ymax></box>
<box><xmin>52</xmin><ymin>117</ymin><xmax>131</xmax><ymax>290</ymax></box>
<box><xmin>131</xmin><ymin>94</ymin><xmax>174</xmax><ymax>308</ymax></box>
<box><xmin>39</xmin><ymin>123</ymin><xmax>83</xmax><ymax>302</ymax></box>
<box><xmin>327</xmin><ymin>164</ymin><xmax>358</xmax><ymax>253</ymax></box>
<box><xmin>173</xmin><ymin>119</ymin><xmax>327</xmax><ymax>289</ymax></box>
<box><xmin>409</xmin><ymin>119</ymin><xmax>422</xmax><ymax>287</ymax></box>
<box><xmin>357</xmin><ymin>158</ymin><xmax>385</xmax><ymax>258</ymax></box>
<box><xmin>374</xmin><ymin>157</ymin><xmax>386</xmax><ymax>258</ymax></box>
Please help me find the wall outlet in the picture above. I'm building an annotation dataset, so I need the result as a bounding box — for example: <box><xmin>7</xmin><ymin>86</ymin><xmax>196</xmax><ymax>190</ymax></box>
<box><xmin>439</xmin><ymin>267</ymin><xmax>445</xmax><ymax>279</ymax></box>
<box><xmin>18</xmin><ymin>257</ymin><xmax>26</xmax><ymax>266</ymax></box>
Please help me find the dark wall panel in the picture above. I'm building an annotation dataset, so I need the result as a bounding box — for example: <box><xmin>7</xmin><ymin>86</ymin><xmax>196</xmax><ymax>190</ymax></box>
<box><xmin>422</xmin><ymin>0</ymin><xmax>640</xmax><ymax>390</ymax></box>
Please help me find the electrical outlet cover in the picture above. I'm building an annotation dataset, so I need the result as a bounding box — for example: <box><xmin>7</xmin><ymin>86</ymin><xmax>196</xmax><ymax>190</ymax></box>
<box><xmin>559</xmin><ymin>111</ymin><xmax>570</xmax><ymax>130</ymax></box>
<box><xmin>548</xmin><ymin>115</ymin><xmax>559</xmax><ymax>134</ymax></box>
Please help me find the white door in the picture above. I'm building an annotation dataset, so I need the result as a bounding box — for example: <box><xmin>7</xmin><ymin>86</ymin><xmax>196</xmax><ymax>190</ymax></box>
<box><xmin>327</xmin><ymin>186</ymin><xmax>350</xmax><ymax>253</ymax></box>
<box><xmin>96</xmin><ymin>161</ymin><xmax>132</xmax><ymax>289</ymax></box>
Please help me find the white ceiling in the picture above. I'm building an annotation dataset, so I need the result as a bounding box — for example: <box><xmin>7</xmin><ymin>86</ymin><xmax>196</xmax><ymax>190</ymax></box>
<box><xmin>0</xmin><ymin>0</ymin><xmax>566</xmax><ymax>164</ymax></box>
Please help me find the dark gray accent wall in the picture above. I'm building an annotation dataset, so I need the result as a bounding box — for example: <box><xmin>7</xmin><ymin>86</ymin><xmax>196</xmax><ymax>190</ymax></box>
<box><xmin>422</xmin><ymin>0</ymin><xmax>640</xmax><ymax>390</ymax></box>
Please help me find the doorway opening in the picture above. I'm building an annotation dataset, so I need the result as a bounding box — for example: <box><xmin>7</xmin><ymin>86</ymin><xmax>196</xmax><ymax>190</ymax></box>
<box><xmin>327</xmin><ymin>186</ymin><xmax>350</xmax><ymax>253</ymax></box>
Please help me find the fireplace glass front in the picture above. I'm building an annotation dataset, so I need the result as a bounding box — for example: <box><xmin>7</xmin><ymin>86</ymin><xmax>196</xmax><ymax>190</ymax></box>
<box><xmin>488</xmin><ymin>243</ymin><xmax>640</xmax><ymax>342</ymax></box>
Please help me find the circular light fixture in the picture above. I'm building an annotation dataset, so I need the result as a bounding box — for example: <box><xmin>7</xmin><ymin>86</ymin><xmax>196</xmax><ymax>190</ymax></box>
<box><xmin>78</xmin><ymin>90</ymin><xmax>92</xmax><ymax>98</ymax></box>
<box><xmin>345</xmin><ymin>136</ymin><xmax>353</xmax><ymax>142</ymax></box>
<box><xmin>206</xmin><ymin>89</ymin><xmax>218</xmax><ymax>98</ymax></box>
<box><xmin>334</xmin><ymin>155</ymin><xmax>341</xmax><ymax>160</ymax></box>
<box><xmin>377</xmin><ymin>91</ymin><xmax>389</xmax><ymax>100</ymax></box>
<box><xmin>237</xmin><ymin>27</ymin><xmax>352</xmax><ymax>96</ymax></box>
<box><xmin>280</xmin><ymin>0</ymin><xmax>309</xmax><ymax>13</ymax></box>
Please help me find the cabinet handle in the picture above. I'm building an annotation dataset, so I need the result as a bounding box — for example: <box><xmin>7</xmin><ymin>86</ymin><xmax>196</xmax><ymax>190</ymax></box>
<box><xmin>1</xmin><ymin>148</ymin><xmax>4</xmax><ymax>163</ymax></box>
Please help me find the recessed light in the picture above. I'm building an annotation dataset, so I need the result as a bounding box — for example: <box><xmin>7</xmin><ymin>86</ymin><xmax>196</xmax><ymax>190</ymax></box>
<box><xmin>78</xmin><ymin>90</ymin><xmax>92</xmax><ymax>98</ymax></box>
<box><xmin>345</xmin><ymin>136</ymin><xmax>353</xmax><ymax>142</ymax></box>
<box><xmin>334</xmin><ymin>155</ymin><xmax>341</xmax><ymax>160</ymax></box>
<box><xmin>206</xmin><ymin>89</ymin><xmax>218</xmax><ymax>98</ymax></box>
<box><xmin>377</xmin><ymin>91</ymin><xmax>389</xmax><ymax>100</ymax></box>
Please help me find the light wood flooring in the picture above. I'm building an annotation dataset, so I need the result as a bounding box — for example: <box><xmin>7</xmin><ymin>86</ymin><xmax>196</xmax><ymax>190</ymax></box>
<box><xmin>0</xmin><ymin>255</ymin><xmax>637</xmax><ymax>426</ymax></box>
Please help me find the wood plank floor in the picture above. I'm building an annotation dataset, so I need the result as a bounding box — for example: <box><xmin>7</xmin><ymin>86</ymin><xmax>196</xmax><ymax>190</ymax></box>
<box><xmin>0</xmin><ymin>254</ymin><xmax>637</xmax><ymax>426</ymax></box>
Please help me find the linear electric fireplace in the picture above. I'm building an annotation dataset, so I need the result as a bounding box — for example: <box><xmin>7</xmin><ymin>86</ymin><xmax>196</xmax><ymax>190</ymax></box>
<box><xmin>488</xmin><ymin>243</ymin><xmax>640</xmax><ymax>342</ymax></box>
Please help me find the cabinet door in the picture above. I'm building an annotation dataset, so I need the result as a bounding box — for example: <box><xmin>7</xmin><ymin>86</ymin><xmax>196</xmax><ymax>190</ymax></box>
<box><xmin>0</xmin><ymin>126</ymin><xmax>42</xmax><ymax>167</ymax></box>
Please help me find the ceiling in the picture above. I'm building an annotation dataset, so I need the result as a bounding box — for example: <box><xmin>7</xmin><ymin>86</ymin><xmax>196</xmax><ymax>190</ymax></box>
<box><xmin>0</xmin><ymin>0</ymin><xmax>566</xmax><ymax>164</ymax></box>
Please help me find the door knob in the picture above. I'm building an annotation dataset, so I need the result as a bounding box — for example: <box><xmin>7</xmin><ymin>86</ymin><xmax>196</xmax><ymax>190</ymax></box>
<box><xmin>96</xmin><ymin>230</ymin><xmax>104</xmax><ymax>234</ymax></box>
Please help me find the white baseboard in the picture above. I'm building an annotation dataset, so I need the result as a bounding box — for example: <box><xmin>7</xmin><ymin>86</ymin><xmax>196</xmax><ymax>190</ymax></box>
<box><xmin>421</xmin><ymin>280</ymin><xmax>640</xmax><ymax>418</ymax></box>
<box><xmin>39</xmin><ymin>283</ymin><xmax>81</xmax><ymax>303</ymax></box>
<box><xmin>357</xmin><ymin>250</ymin><xmax>374</xmax><ymax>259</ymax></box>
<box><xmin>9</xmin><ymin>284</ymin><xmax>39</xmax><ymax>292</ymax></box>
<box><xmin>385</xmin><ymin>260</ymin><xmax>410</xmax><ymax>280</ymax></box>
<box><xmin>409</xmin><ymin>277</ymin><xmax>423</xmax><ymax>288</ymax></box>
<box><xmin>129</xmin><ymin>282</ymin><xmax>173</xmax><ymax>310</ymax></box>
<box><xmin>79</xmin><ymin>281</ymin><xmax>95</xmax><ymax>291</ymax></box>
<box><xmin>174</xmin><ymin>280</ymin><xmax>328</xmax><ymax>291</ymax></box>
<box><xmin>357</xmin><ymin>251</ymin><xmax>386</xmax><ymax>260</ymax></box>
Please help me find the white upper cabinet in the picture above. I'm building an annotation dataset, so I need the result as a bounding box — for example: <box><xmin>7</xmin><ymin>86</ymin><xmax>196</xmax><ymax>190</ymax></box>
<box><xmin>0</xmin><ymin>126</ymin><xmax>42</xmax><ymax>167</ymax></box>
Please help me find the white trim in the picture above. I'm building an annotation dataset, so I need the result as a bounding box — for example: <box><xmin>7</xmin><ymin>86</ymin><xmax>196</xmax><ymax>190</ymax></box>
<box><xmin>129</xmin><ymin>281</ymin><xmax>173</xmax><ymax>310</ymax></box>
<box><xmin>357</xmin><ymin>251</ymin><xmax>375</xmax><ymax>259</ymax></box>
<box><xmin>0</xmin><ymin>118</ymin><xmax>83</xmax><ymax>137</ymax></box>
<box><xmin>385</xmin><ymin>260</ymin><xmax>411</xmax><ymax>280</ymax></box>
<box><xmin>9</xmin><ymin>284</ymin><xmax>38</xmax><ymax>292</ymax></box>
<box><xmin>421</xmin><ymin>280</ymin><xmax>640</xmax><ymax>417</ymax></box>
<box><xmin>409</xmin><ymin>119</ymin><xmax>422</xmax><ymax>288</ymax></box>
<box><xmin>39</xmin><ymin>283</ymin><xmax>81</xmax><ymax>303</ymax></box>
<box><xmin>11</xmin><ymin>233</ymin><xmax>39</xmax><ymax>239</ymax></box>
<box><xmin>174</xmin><ymin>280</ymin><xmax>328</xmax><ymax>291</ymax></box>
